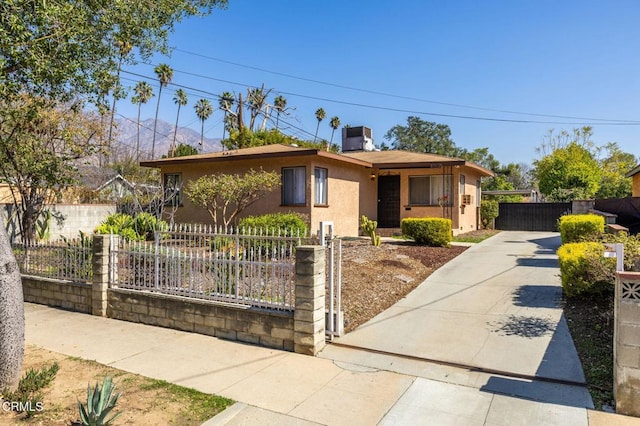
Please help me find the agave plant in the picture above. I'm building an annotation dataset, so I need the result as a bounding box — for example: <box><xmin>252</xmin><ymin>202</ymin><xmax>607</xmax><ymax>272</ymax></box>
<box><xmin>78</xmin><ymin>376</ymin><xmax>122</xmax><ymax>426</ymax></box>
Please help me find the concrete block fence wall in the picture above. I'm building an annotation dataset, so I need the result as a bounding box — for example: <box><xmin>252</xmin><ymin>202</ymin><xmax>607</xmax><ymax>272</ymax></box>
<box><xmin>21</xmin><ymin>236</ymin><xmax>327</xmax><ymax>355</ymax></box>
<box><xmin>615</xmin><ymin>271</ymin><xmax>640</xmax><ymax>416</ymax></box>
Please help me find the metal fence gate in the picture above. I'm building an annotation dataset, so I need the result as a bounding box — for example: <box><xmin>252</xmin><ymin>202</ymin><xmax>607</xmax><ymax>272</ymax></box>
<box><xmin>320</xmin><ymin>222</ymin><xmax>343</xmax><ymax>339</ymax></box>
<box><xmin>495</xmin><ymin>202</ymin><xmax>571</xmax><ymax>232</ymax></box>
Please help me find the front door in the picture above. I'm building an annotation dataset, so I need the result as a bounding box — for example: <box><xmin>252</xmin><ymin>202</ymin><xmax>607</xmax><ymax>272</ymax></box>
<box><xmin>377</xmin><ymin>175</ymin><xmax>400</xmax><ymax>228</ymax></box>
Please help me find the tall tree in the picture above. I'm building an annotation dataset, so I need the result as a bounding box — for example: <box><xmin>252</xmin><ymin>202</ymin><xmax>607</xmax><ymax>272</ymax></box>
<box><xmin>314</xmin><ymin>107</ymin><xmax>326</xmax><ymax>143</ymax></box>
<box><xmin>596</xmin><ymin>142</ymin><xmax>637</xmax><ymax>199</ymax></box>
<box><xmin>534</xmin><ymin>142</ymin><xmax>601</xmax><ymax>201</ymax></box>
<box><xmin>329</xmin><ymin>116</ymin><xmax>341</xmax><ymax>146</ymax></box>
<box><xmin>151</xmin><ymin>63</ymin><xmax>173</xmax><ymax>159</ymax></box>
<box><xmin>247</xmin><ymin>85</ymin><xmax>271</xmax><ymax>131</ymax></box>
<box><xmin>131</xmin><ymin>81</ymin><xmax>154</xmax><ymax>160</ymax></box>
<box><xmin>1</xmin><ymin>0</ymin><xmax>228</xmax><ymax>103</ymax></box>
<box><xmin>385</xmin><ymin>116</ymin><xmax>459</xmax><ymax>156</ymax></box>
<box><xmin>273</xmin><ymin>95</ymin><xmax>287</xmax><ymax>131</ymax></box>
<box><xmin>194</xmin><ymin>98</ymin><xmax>213</xmax><ymax>152</ymax></box>
<box><xmin>0</xmin><ymin>225</ymin><xmax>23</xmax><ymax>392</ymax></box>
<box><xmin>218</xmin><ymin>91</ymin><xmax>235</xmax><ymax>140</ymax></box>
<box><xmin>171</xmin><ymin>88</ymin><xmax>188</xmax><ymax>155</ymax></box>
<box><xmin>105</xmin><ymin>39</ymin><xmax>133</xmax><ymax>161</ymax></box>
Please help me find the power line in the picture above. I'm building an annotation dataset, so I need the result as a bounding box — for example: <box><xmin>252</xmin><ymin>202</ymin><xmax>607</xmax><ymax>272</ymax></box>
<box><xmin>122</xmin><ymin>67</ymin><xmax>640</xmax><ymax>126</ymax></box>
<box><xmin>174</xmin><ymin>48</ymin><xmax>640</xmax><ymax>124</ymax></box>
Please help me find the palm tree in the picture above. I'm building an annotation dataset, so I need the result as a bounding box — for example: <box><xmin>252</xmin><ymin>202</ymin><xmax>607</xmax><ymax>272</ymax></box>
<box><xmin>171</xmin><ymin>89</ymin><xmax>188</xmax><ymax>156</ymax></box>
<box><xmin>151</xmin><ymin>63</ymin><xmax>174</xmax><ymax>159</ymax></box>
<box><xmin>329</xmin><ymin>116</ymin><xmax>341</xmax><ymax>147</ymax></box>
<box><xmin>105</xmin><ymin>38</ymin><xmax>132</xmax><ymax>165</ymax></box>
<box><xmin>314</xmin><ymin>107</ymin><xmax>326</xmax><ymax>143</ymax></box>
<box><xmin>132</xmin><ymin>81</ymin><xmax>154</xmax><ymax>160</ymax></box>
<box><xmin>274</xmin><ymin>95</ymin><xmax>287</xmax><ymax>131</ymax></box>
<box><xmin>194</xmin><ymin>99</ymin><xmax>213</xmax><ymax>153</ymax></box>
<box><xmin>218</xmin><ymin>91</ymin><xmax>235</xmax><ymax>140</ymax></box>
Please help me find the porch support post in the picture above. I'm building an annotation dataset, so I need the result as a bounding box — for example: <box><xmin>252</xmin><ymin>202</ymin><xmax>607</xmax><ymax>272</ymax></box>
<box><xmin>294</xmin><ymin>246</ymin><xmax>326</xmax><ymax>355</ymax></box>
<box><xmin>614</xmin><ymin>271</ymin><xmax>640</xmax><ymax>416</ymax></box>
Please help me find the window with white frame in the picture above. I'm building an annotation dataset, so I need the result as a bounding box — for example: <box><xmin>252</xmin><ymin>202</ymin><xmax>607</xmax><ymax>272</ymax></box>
<box><xmin>460</xmin><ymin>174</ymin><xmax>466</xmax><ymax>195</ymax></box>
<box><xmin>163</xmin><ymin>173</ymin><xmax>182</xmax><ymax>206</ymax></box>
<box><xmin>314</xmin><ymin>167</ymin><xmax>328</xmax><ymax>205</ymax></box>
<box><xmin>409</xmin><ymin>175</ymin><xmax>452</xmax><ymax>205</ymax></box>
<box><xmin>476</xmin><ymin>180</ymin><xmax>481</xmax><ymax>207</ymax></box>
<box><xmin>282</xmin><ymin>167</ymin><xmax>306</xmax><ymax>205</ymax></box>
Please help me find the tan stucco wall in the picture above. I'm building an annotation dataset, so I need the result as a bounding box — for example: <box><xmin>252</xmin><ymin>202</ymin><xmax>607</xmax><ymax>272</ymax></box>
<box><xmin>155</xmin><ymin>156</ymin><xmax>371</xmax><ymax>237</ymax></box>
<box><xmin>633</xmin><ymin>174</ymin><xmax>640</xmax><ymax>197</ymax></box>
<box><xmin>372</xmin><ymin>166</ymin><xmax>484</xmax><ymax>235</ymax></box>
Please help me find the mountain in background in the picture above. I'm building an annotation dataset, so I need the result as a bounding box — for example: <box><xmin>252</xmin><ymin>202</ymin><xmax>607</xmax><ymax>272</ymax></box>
<box><xmin>112</xmin><ymin>118</ymin><xmax>222</xmax><ymax>160</ymax></box>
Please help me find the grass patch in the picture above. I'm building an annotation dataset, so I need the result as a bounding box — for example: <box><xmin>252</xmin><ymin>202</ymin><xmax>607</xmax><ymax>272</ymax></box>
<box><xmin>141</xmin><ymin>379</ymin><xmax>234</xmax><ymax>422</ymax></box>
<box><xmin>1</xmin><ymin>362</ymin><xmax>59</xmax><ymax>417</ymax></box>
<box><xmin>563</xmin><ymin>290</ymin><xmax>614</xmax><ymax>410</ymax></box>
<box><xmin>452</xmin><ymin>229</ymin><xmax>500</xmax><ymax>243</ymax></box>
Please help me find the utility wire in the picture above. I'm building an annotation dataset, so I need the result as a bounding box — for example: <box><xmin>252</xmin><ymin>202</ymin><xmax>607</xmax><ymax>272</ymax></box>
<box><xmin>174</xmin><ymin>48</ymin><xmax>640</xmax><ymax>124</ymax></box>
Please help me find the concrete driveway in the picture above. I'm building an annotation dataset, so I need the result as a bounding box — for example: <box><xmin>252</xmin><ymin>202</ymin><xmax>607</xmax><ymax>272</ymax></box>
<box><xmin>321</xmin><ymin>231</ymin><xmax>591</xmax><ymax>407</ymax></box>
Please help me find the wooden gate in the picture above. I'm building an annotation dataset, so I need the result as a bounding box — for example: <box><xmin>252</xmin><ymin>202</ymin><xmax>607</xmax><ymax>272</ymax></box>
<box><xmin>495</xmin><ymin>203</ymin><xmax>571</xmax><ymax>232</ymax></box>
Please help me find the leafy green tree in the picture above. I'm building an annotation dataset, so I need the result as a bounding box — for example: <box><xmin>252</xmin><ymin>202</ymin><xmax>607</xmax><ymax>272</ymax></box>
<box><xmin>480</xmin><ymin>200</ymin><xmax>499</xmax><ymax>229</ymax></box>
<box><xmin>151</xmin><ymin>63</ymin><xmax>174</xmax><ymax>159</ymax></box>
<box><xmin>194</xmin><ymin>98</ymin><xmax>213</xmax><ymax>152</ymax></box>
<box><xmin>186</xmin><ymin>169</ymin><xmax>281</xmax><ymax>227</ymax></box>
<box><xmin>0</xmin><ymin>96</ymin><xmax>106</xmax><ymax>244</ymax></box>
<box><xmin>167</xmin><ymin>143</ymin><xmax>198</xmax><ymax>158</ymax></box>
<box><xmin>384</xmin><ymin>116</ymin><xmax>460</xmax><ymax>156</ymax></box>
<box><xmin>534</xmin><ymin>142</ymin><xmax>601</xmax><ymax>201</ymax></box>
<box><xmin>329</xmin><ymin>116</ymin><xmax>341</xmax><ymax>146</ymax></box>
<box><xmin>0</xmin><ymin>0</ymin><xmax>228</xmax><ymax>102</ymax></box>
<box><xmin>314</xmin><ymin>108</ymin><xmax>326</xmax><ymax>143</ymax></box>
<box><xmin>274</xmin><ymin>95</ymin><xmax>287</xmax><ymax>131</ymax></box>
<box><xmin>171</xmin><ymin>89</ymin><xmax>188</xmax><ymax>155</ymax></box>
<box><xmin>0</xmin><ymin>225</ymin><xmax>23</xmax><ymax>392</ymax></box>
<box><xmin>131</xmin><ymin>81</ymin><xmax>154</xmax><ymax>160</ymax></box>
<box><xmin>596</xmin><ymin>142</ymin><xmax>637</xmax><ymax>199</ymax></box>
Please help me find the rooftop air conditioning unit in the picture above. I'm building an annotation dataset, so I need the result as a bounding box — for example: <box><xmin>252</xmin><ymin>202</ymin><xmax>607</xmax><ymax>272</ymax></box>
<box><xmin>341</xmin><ymin>126</ymin><xmax>374</xmax><ymax>152</ymax></box>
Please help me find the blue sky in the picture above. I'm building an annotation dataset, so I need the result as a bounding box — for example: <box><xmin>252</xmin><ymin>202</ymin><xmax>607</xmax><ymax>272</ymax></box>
<box><xmin>118</xmin><ymin>1</ymin><xmax>640</xmax><ymax>165</ymax></box>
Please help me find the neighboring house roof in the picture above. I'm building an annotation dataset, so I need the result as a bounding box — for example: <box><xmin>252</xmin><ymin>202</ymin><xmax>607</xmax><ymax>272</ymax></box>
<box><xmin>140</xmin><ymin>143</ymin><xmax>494</xmax><ymax>177</ymax></box>
<box><xmin>625</xmin><ymin>164</ymin><xmax>640</xmax><ymax>178</ymax></box>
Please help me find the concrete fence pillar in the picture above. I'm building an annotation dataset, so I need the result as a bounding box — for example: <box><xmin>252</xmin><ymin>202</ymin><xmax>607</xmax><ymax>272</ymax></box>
<box><xmin>91</xmin><ymin>235</ymin><xmax>115</xmax><ymax>316</ymax></box>
<box><xmin>294</xmin><ymin>246</ymin><xmax>326</xmax><ymax>355</ymax></box>
<box><xmin>614</xmin><ymin>271</ymin><xmax>640</xmax><ymax>416</ymax></box>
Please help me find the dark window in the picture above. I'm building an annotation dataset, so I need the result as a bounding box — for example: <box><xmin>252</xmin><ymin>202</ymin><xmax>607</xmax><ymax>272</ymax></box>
<box><xmin>163</xmin><ymin>173</ymin><xmax>182</xmax><ymax>206</ymax></box>
<box><xmin>282</xmin><ymin>167</ymin><xmax>306</xmax><ymax>205</ymax></box>
<box><xmin>409</xmin><ymin>175</ymin><xmax>452</xmax><ymax>205</ymax></box>
<box><xmin>314</xmin><ymin>168</ymin><xmax>328</xmax><ymax>205</ymax></box>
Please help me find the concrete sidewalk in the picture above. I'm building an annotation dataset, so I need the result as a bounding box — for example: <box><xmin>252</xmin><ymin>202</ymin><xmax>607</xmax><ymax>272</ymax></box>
<box><xmin>24</xmin><ymin>303</ymin><xmax>640</xmax><ymax>425</ymax></box>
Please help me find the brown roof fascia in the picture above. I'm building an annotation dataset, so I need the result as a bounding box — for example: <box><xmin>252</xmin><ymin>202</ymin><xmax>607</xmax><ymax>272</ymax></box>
<box><xmin>140</xmin><ymin>148</ymin><xmax>373</xmax><ymax>169</ymax></box>
<box><xmin>625</xmin><ymin>164</ymin><xmax>640</xmax><ymax>178</ymax></box>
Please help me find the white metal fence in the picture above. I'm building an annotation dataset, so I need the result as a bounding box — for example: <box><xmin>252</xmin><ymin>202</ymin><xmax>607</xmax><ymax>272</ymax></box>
<box><xmin>109</xmin><ymin>224</ymin><xmax>316</xmax><ymax>311</ymax></box>
<box><xmin>12</xmin><ymin>237</ymin><xmax>93</xmax><ymax>282</ymax></box>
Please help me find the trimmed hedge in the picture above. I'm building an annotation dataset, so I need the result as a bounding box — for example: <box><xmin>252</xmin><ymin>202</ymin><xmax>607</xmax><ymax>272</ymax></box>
<box><xmin>401</xmin><ymin>218</ymin><xmax>452</xmax><ymax>247</ymax></box>
<box><xmin>238</xmin><ymin>212</ymin><xmax>308</xmax><ymax>236</ymax></box>
<box><xmin>558</xmin><ymin>214</ymin><xmax>604</xmax><ymax>244</ymax></box>
<box><xmin>557</xmin><ymin>242</ymin><xmax>615</xmax><ymax>297</ymax></box>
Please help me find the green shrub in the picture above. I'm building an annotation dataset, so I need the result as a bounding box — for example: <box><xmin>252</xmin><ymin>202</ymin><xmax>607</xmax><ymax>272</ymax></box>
<box><xmin>480</xmin><ymin>200</ymin><xmax>499</xmax><ymax>229</ymax></box>
<box><xmin>401</xmin><ymin>218</ymin><xmax>452</xmax><ymax>247</ymax></box>
<box><xmin>238</xmin><ymin>213</ymin><xmax>308</xmax><ymax>236</ymax></box>
<box><xmin>95</xmin><ymin>213</ymin><xmax>167</xmax><ymax>242</ymax></box>
<box><xmin>558</xmin><ymin>214</ymin><xmax>604</xmax><ymax>244</ymax></box>
<box><xmin>600</xmin><ymin>231</ymin><xmax>640</xmax><ymax>272</ymax></box>
<box><xmin>557</xmin><ymin>242</ymin><xmax>615</xmax><ymax>297</ymax></box>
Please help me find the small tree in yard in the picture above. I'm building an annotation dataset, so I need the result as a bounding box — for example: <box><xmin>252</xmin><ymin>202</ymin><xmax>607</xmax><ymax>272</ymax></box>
<box><xmin>186</xmin><ymin>169</ymin><xmax>280</xmax><ymax>227</ymax></box>
<box><xmin>480</xmin><ymin>200</ymin><xmax>499</xmax><ymax>229</ymax></box>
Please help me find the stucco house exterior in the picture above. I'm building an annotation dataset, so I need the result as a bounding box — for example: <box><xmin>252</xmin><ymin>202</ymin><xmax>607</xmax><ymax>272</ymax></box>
<box><xmin>626</xmin><ymin>164</ymin><xmax>640</xmax><ymax>197</ymax></box>
<box><xmin>140</xmin><ymin>143</ymin><xmax>493</xmax><ymax>237</ymax></box>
